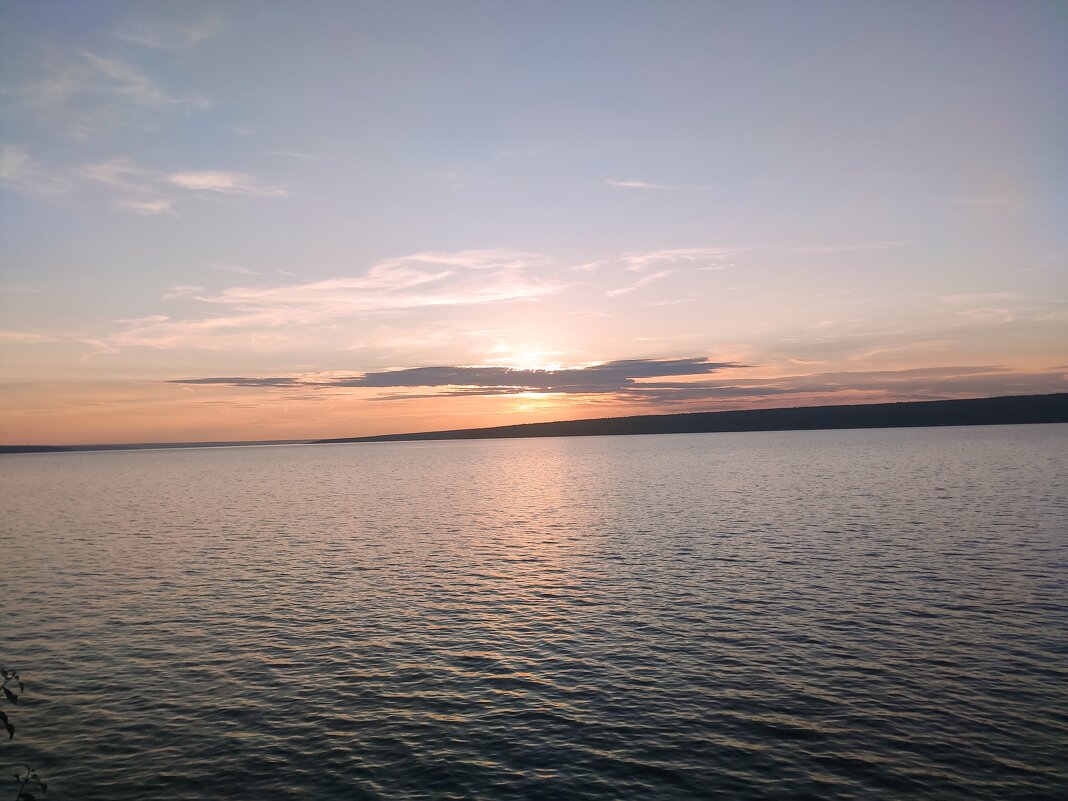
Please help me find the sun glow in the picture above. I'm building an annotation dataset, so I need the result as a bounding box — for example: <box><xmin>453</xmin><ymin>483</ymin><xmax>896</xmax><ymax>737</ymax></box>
<box><xmin>510</xmin><ymin>393</ymin><xmax>562</xmax><ymax>413</ymax></box>
<box><xmin>501</xmin><ymin>352</ymin><xmax>566</xmax><ymax>372</ymax></box>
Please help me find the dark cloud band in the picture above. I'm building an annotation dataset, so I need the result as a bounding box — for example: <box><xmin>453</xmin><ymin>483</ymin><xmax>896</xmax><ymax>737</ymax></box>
<box><xmin>168</xmin><ymin>360</ymin><xmax>1067</xmax><ymax>405</ymax></box>
<box><xmin>168</xmin><ymin>357</ymin><xmax>744</xmax><ymax>393</ymax></box>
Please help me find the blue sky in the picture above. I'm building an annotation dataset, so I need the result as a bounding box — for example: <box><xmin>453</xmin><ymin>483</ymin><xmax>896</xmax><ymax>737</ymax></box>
<box><xmin>1</xmin><ymin>1</ymin><xmax>1065</xmax><ymax>443</ymax></box>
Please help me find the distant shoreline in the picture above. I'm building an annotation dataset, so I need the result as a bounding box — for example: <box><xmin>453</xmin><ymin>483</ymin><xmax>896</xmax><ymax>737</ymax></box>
<box><xmin>2</xmin><ymin>392</ymin><xmax>1065</xmax><ymax>454</ymax></box>
<box><xmin>0</xmin><ymin>439</ymin><xmax>313</xmax><ymax>455</ymax></box>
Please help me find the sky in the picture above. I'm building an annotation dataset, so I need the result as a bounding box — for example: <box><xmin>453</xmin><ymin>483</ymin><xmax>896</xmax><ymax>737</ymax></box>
<box><xmin>1</xmin><ymin>0</ymin><xmax>1065</xmax><ymax>445</ymax></box>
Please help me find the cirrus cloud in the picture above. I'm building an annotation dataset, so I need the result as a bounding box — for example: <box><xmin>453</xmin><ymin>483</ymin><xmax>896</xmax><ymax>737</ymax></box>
<box><xmin>606</xmin><ymin>178</ymin><xmax>709</xmax><ymax>191</ymax></box>
<box><xmin>74</xmin><ymin>156</ymin><xmax>287</xmax><ymax>213</ymax></box>
<box><xmin>168</xmin><ymin>171</ymin><xmax>287</xmax><ymax>197</ymax></box>
<box><xmin>5</xmin><ymin>50</ymin><xmax>210</xmax><ymax>137</ymax></box>
<box><xmin>82</xmin><ymin>250</ymin><xmax>570</xmax><ymax>351</ymax></box>
<box><xmin>115</xmin><ymin>16</ymin><xmax>222</xmax><ymax>50</ymax></box>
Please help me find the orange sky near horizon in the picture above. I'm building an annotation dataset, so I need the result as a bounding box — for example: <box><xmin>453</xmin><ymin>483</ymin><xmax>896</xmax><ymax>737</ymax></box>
<box><xmin>3</xmin><ymin>358</ymin><xmax>1064</xmax><ymax>446</ymax></box>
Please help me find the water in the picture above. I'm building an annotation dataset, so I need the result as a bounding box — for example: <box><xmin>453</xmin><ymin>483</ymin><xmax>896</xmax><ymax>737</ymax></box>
<box><xmin>2</xmin><ymin>425</ymin><xmax>1066</xmax><ymax>800</ymax></box>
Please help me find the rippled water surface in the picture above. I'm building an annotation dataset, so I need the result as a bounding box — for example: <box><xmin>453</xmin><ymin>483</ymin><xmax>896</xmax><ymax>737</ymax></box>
<box><xmin>3</xmin><ymin>425</ymin><xmax>1067</xmax><ymax>800</ymax></box>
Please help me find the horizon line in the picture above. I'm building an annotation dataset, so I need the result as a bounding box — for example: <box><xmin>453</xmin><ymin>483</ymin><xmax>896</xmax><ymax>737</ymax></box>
<box><xmin>2</xmin><ymin>392</ymin><xmax>1065</xmax><ymax>454</ymax></box>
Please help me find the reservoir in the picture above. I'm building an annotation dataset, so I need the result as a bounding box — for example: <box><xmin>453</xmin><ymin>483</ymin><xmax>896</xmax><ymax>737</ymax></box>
<box><xmin>3</xmin><ymin>424</ymin><xmax>1066</xmax><ymax>800</ymax></box>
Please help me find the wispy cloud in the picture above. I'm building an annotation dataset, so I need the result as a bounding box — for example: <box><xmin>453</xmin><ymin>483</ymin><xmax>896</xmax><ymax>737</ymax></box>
<box><xmin>0</xmin><ymin>144</ymin><xmax>69</xmax><ymax>194</ymax></box>
<box><xmin>196</xmin><ymin>250</ymin><xmax>563</xmax><ymax>314</ymax></box>
<box><xmin>937</xmin><ymin>293</ymin><xmax>1057</xmax><ymax>326</ymax></box>
<box><xmin>1023</xmin><ymin>252</ymin><xmax>1068</xmax><ymax>273</ymax></box>
<box><xmin>160</xmin><ymin>285</ymin><xmax>205</xmax><ymax>300</ymax></box>
<box><xmin>115</xmin><ymin>16</ymin><xmax>222</xmax><ymax>50</ymax></box>
<box><xmin>4</xmin><ymin>150</ymin><xmax>285</xmax><ymax>213</ymax></box>
<box><xmin>5</xmin><ymin>50</ymin><xmax>209</xmax><ymax>137</ymax></box>
<box><xmin>14</xmin><ymin>241</ymin><xmax>1048</xmax><ymax>361</ymax></box>
<box><xmin>619</xmin><ymin>241</ymin><xmax>901</xmax><ymax>270</ymax></box>
<box><xmin>119</xmin><ymin>197</ymin><xmax>176</xmax><ymax>216</ymax></box>
<box><xmin>0</xmin><ymin>329</ymin><xmax>64</xmax><ymax>343</ymax></box>
<box><xmin>622</xmin><ymin>247</ymin><xmax>740</xmax><ymax>272</ymax></box>
<box><xmin>572</xmin><ymin>241</ymin><xmax>902</xmax><ymax>298</ymax></box>
<box><xmin>210</xmin><ymin>264</ymin><xmax>261</xmax><ymax>276</ymax></box>
<box><xmin>601</xmin><ymin>241</ymin><xmax>904</xmax><ymax>296</ymax></box>
<box><xmin>606</xmin><ymin>178</ymin><xmax>707</xmax><ymax>190</ymax></box>
<box><xmin>77</xmin><ymin>157</ymin><xmax>147</xmax><ymax>189</ymax></box>
<box><xmin>168</xmin><ymin>171</ymin><xmax>287</xmax><ymax>197</ymax></box>
<box><xmin>263</xmin><ymin>150</ymin><xmax>326</xmax><ymax>159</ymax></box>
<box><xmin>782</xmin><ymin>241</ymin><xmax>905</xmax><ymax>255</ymax></box>
<box><xmin>80</xmin><ymin>250</ymin><xmax>568</xmax><ymax>351</ymax></box>
<box><xmin>941</xmin><ymin>292</ymin><xmax>1020</xmax><ymax>306</ymax></box>
<box><xmin>80</xmin><ymin>52</ymin><xmax>203</xmax><ymax>107</ymax></box>
<box><xmin>425</xmin><ymin>170</ymin><xmax>470</xmax><ymax>190</ymax></box>
<box><xmin>82</xmin><ymin>312</ymin><xmax>279</xmax><ymax>353</ymax></box>
<box><xmin>77</xmin><ymin>157</ymin><xmax>286</xmax><ymax>213</ymax></box>
<box><xmin>607</xmin><ymin>269</ymin><xmax>684</xmax><ymax>297</ymax></box>
<box><xmin>601</xmin><ymin>247</ymin><xmax>738</xmax><ymax>296</ymax></box>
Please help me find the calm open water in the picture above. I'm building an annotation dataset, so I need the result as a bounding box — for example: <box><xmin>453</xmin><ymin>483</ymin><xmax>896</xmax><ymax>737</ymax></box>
<box><xmin>2</xmin><ymin>425</ymin><xmax>1067</xmax><ymax>800</ymax></box>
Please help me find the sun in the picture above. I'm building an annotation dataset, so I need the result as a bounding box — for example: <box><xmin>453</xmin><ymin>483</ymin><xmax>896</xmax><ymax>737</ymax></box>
<box><xmin>506</xmin><ymin>352</ymin><xmax>564</xmax><ymax>372</ymax></box>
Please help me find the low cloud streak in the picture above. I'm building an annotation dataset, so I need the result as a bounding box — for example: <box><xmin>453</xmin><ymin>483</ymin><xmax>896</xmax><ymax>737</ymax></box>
<box><xmin>169</xmin><ymin>357</ymin><xmax>745</xmax><ymax>396</ymax></box>
<box><xmin>167</xmin><ymin>362</ymin><xmax>1066</xmax><ymax>407</ymax></box>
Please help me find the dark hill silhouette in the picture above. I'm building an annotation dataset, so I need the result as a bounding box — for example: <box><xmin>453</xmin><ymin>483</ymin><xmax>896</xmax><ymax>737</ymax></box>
<box><xmin>317</xmin><ymin>393</ymin><xmax>1068</xmax><ymax>444</ymax></box>
<box><xmin>2</xmin><ymin>394</ymin><xmax>1064</xmax><ymax>453</ymax></box>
